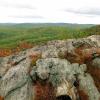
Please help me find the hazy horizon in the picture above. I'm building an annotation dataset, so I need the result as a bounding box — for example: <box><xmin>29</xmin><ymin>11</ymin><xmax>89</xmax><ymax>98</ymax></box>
<box><xmin>0</xmin><ymin>22</ymin><xmax>96</xmax><ymax>24</ymax></box>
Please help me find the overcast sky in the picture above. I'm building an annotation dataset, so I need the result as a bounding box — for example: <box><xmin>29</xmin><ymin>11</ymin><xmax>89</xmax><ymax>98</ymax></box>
<box><xmin>0</xmin><ymin>0</ymin><xmax>100</xmax><ymax>24</ymax></box>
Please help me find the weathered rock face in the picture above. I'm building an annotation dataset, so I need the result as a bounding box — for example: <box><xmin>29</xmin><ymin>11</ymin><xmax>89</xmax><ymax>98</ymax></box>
<box><xmin>0</xmin><ymin>58</ymin><xmax>31</xmax><ymax>97</ymax></box>
<box><xmin>92</xmin><ymin>58</ymin><xmax>100</xmax><ymax>68</ymax></box>
<box><xmin>0</xmin><ymin>35</ymin><xmax>100</xmax><ymax>100</ymax></box>
<box><xmin>5</xmin><ymin>80</ymin><xmax>34</xmax><ymax>100</ymax></box>
<box><xmin>79</xmin><ymin>74</ymin><xmax>100</xmax><ymax>100</ymax></box>
<box><xmin>88</xmin><ymin>35</ymin><xmax>100</xmax><ymax>47</ymax></box>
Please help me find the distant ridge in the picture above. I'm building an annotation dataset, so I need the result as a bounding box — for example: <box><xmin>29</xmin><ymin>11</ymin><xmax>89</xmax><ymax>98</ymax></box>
<box><xmin>0</xmin><ymin>23</ymin><xmax>94</xmax><ymax>29</ymax></box>
<box><xmin>83</xmin><ymin>25</ymin><xmax>100</xmax><ymax>35</ymax></box>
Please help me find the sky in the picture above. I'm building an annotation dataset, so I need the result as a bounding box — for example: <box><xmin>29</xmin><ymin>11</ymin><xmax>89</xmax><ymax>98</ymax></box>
<box><xmin>0</xmin><ymin>0</ymin><xmax>100</xmax><ymax>24</ymax></box>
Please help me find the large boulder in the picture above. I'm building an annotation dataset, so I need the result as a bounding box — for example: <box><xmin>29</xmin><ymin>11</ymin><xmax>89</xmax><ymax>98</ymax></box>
<box><xmin>0</xmin><ymin>58</ymin><xmax>31</xmax><ymax>97</ymax></box>
<box><xmin>31</xmin><ymin>58</ymin><xmax>87</xmax><ymax>86</ymax></box>
<box><xmin>35</xmin><ymin>58</ymin><xmax>72</xmax><ymax>84</ymax></box>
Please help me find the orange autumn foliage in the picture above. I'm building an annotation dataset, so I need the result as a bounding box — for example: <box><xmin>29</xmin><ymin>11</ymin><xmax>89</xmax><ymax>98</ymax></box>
<box><xmin>0</xmin><ymin>49</ymin><xmax>12</xmax><ymax>57</ymax></box>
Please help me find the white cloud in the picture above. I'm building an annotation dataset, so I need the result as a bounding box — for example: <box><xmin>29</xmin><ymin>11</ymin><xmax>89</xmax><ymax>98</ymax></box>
<box><xmin>0</xmin><ymin>0</ymin><xmax>35</xmax><ymax>9</ymax></box>
<box><xmin>0</xmin><ymin>0</ymin><xmax>100</xmax><ymax>24</ymax></box>
<box><xmin>65</xmin><ymin>7</ymin><xmax>100</xmax><ymax>16</ymax></box>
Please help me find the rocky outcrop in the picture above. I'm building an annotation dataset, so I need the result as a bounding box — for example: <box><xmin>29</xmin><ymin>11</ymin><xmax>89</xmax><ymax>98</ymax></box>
<box><xmin>0</xmin><ymin>35</ymin><xmax>100</xmax><ymax>100</ymax></box>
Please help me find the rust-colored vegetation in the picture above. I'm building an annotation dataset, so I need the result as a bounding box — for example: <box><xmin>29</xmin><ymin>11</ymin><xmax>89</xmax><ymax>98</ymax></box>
<box><xmin>0</xmin><ymin>49</ymin><xmax>12</xmax><ymax>57</ymax></box>
<box><xmin>78</xmin><ymin>90</ymin><xmax>89</xmax><ymax>100</ymax></box>
<box><xmin>34</xmin><ymin>81</ymin><xmax>56</xmax><ymax>100</ymax></box>
<box><xmin>0</xmin><ymin>96</ymin><xmax>4</xmax><ymax>100</ymax></box>
<box><xmin>30</xmin><ymin>53</ymin><xmax>42</xmax><ymax>66</ymax></box>
<box><xmin>58</xmin><ymin>47</ymin><xmax>91</xmax><ymax>64</ymax></box>
<box><xmin>74</xmin><ymin>48</ymin><xmax>94</xmax><ymax>64</ymax></box>
<box><xmin>87</xmin><ymin>64</ymin><xmax>100</xmax><ymax>92</ymax></box>
<box><xmin>18</xmin><ymin>41</ymin><xmax>33</xmax><ymax>50</ymax></box>
<box><xmin>66</xmin><ymin>47</ymin><xmax>100</xmax><ymax>64</ymax></box>
<box><xmin>0</xmin><ymin>42</ymin><xmax>33</xmax><ymax>57</ymax></box>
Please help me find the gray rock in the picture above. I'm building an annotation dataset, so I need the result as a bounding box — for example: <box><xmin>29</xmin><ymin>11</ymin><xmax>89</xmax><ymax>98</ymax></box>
<box><xmin>71</xmin><ymin>63</ymin><xmax>87</xmax><ymax>75</ymax></box>
<box><xmin>72</xmin><ymin>38</ymin><xmax>97</xmax><ymax>48</ymax></box>
<box><xmin>92</xmin><ymin>57</ymin><xmax>100</xmax><ymax>68</ymax></box>
<box><xmin>30</xmin><ymin>66</ymin><xmax>37</xmax><ymax>81</ymax></box>
<box><xmin>42</xmin><ymin>45</ymin><xmax>59</xmax><ymax>58</ymax></box>
<box><xmin>35</xmin><ymin>58</ymin><xmax>73</xmax><ymax>85</ymax></box>
<box><xmin>0</xmin><ymin>57</ymin><xmax>11</xmax><ymax>77</ymax></box>
<box><xmin>66</xmin><ymin>39</ymin><xmax>75</xmax><ymax>54</ymax></box>
<box><xmin>79</xmin><ymin>64</ymin><xmax>87</xmax><ymax>74</ymax></box>
<box><xmin>88</xmin><ymin>35</ymin><xmax>100</xmax><ymax>47</ymax></box>
<box><xmin>78</xmin><ymin>73</ymin><xmax>100</xmax><ymax>100</ymax></box>
<box><xmin>8</xmin><ymin>51</ymin><xmax>27</xmax><ymax>65</ymax></box>
<box><xmin>5</xmin><ymin>80</ymin><xmax>34</xmax><ymax>100</ymax></box>
<box><xmin>35</xmin><ymin>58</ymin><xmax>87</xmax><ymax>86</ymax></box>
<box><xmin>0</xmin><ymin>58</ymin><xmax>31</xmax><ymax>97</ymax></box>
<box><xmin>36</xmin><ymin>58</ymin><xmax>52</xmax><ymax>80</ymax></box>
<box><xmin>47</xmin><ymin>40</ymin><xmax>67</xmax><ymax>48</ymax></box>
<box><xmin>0</xmin><ymin>51</ymin><xmax>27</xmax><ymax>78</ymax></box>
